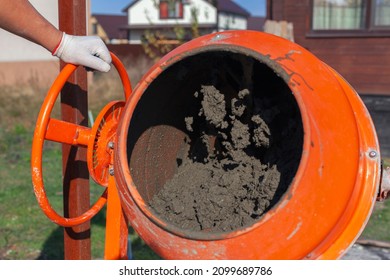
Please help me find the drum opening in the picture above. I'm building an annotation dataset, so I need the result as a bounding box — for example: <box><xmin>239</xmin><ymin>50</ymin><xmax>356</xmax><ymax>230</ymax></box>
<box><xmin>126</xmin><ymin>49</ymin><xmax>303</xmax><ymax>237</ymax></box>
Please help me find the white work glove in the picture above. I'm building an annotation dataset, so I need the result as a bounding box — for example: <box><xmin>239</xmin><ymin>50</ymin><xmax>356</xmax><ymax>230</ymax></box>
<box><xmin>53</xmin><ymin>32</ymin><xmax>111</xmax><ymax>72</ymax></box>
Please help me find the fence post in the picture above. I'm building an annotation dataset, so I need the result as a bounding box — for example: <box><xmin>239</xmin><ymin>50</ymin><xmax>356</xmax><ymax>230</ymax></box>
<box><xmin>58</xmin><ymin>0</ymin><xmax>91</xmax><ymax>260</ymax></box>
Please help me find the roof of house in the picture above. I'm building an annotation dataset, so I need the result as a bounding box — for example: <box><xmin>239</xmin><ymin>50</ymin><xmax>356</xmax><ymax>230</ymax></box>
<box><xmin>122</xmin><ymin>0</ymin><xmax>138</xmax><ymax>12</ymax></box>
<box><xmin>92</xmin><ymin>14</ymin><xmax>128</xmax><ymax>39</ymax></box>
<box><xmin>122</xmin><ymin>0</ymin><xmax>251</xmax><ymax>17</ymax></box>
<box><xmin>216</xmin><ymin>0</ymin><xmax>251</xmax><ymax>17</ymax></box>
<box><xmin>247</xmin><ymin>16</ymin><xmax>266</xmax><ymax>31</ymax></box>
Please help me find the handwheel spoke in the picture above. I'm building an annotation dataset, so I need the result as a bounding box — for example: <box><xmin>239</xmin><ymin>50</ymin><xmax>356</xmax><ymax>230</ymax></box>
<box><xmin>46</xmin><ymin>118</ymin><xmax>91</xmax><ymax>146</ymax></box>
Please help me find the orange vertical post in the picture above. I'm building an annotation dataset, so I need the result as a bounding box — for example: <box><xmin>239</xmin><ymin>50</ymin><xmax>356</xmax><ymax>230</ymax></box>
<box><xmin>104</xmin><ymin>173</ymin><xmax>129</xmax><ymax>260</ymax></box>
<box><xmin>58</xmin><ymin>0</ymin><xmax>91</xmax><ymax>260</ymax></box>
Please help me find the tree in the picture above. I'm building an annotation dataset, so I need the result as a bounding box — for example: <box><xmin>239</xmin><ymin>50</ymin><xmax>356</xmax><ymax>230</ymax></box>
<box><xmin>141</xmin><ymin>0</ymin><xmax>201</xmax><ymax>61</ymax></box>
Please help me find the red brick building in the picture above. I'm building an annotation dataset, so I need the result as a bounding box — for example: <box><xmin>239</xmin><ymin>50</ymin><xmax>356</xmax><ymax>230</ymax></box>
<box><xmin>267</xmin><ymin>0</ymin><xmax>390</xmax><ymax>95</ymax></box>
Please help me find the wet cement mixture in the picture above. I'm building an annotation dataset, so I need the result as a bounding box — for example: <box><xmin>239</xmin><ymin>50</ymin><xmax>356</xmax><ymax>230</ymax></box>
<box><xmin>149</xmin><ymin>84</ymin><xmax>300</xmax><ymax>233</ymax></box>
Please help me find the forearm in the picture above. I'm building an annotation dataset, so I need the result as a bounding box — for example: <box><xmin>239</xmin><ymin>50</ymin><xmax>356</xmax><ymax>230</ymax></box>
<box><xmin>0</xmin><ymin>0</ymin><xmax>62</xmax><ymax>52</ymax></box>
<box><xmin>0</xmin><ymin>0</ymin><xmax>111</xmax><ymax>72</ymax></box>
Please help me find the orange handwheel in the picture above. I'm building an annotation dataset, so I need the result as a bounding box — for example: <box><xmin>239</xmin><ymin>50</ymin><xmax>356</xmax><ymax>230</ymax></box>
<box><xmin>31</xmin><ymin>52</ymin><xmax>131</xmax><ymax>227</ymax></box>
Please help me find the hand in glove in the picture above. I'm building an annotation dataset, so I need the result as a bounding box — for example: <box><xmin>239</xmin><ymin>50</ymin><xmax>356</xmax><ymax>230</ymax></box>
<box><xmin>53</xmin><ymin>33</ymin><xmax>111</xmax><ymax>72</ymax></box>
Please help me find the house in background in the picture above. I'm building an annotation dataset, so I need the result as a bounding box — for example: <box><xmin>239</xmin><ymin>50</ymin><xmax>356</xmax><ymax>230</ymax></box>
<box><xmin>91</xmin><ymin>1</ymin><xmax>266</xmax><ymax>45</ymax></box>
<box><xmin>267</xmin><ymin>0</ymin><xmax>390</xmax><ymax>155</ymax></box>
<box><xmin>117</xmin><ymin>0</ymin><xmax>251</xmax><ymax>44</ymax></box>
<box><xmin>248</xmin><ymin>16</ymin><xmax>266</xmax><ymax>32</ymax></box>
<box><xmin>91</xmin><ymin>14</ymin><xmax>128</xmax><ymax>44</ymax></box>
<box><xmin>215</xmin><ymin>0</ymin><xmax>251</xmax><ymax>30</ymax></box>
<box><xmin>267</xmin><ymin>0</ymin><xmax>390</xmax><ymax>96</ymax></box>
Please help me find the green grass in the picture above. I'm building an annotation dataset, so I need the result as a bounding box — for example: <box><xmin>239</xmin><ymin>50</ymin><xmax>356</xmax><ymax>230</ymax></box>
<box><xmin>0</xmin><ymin>123</ymin><xmax>57</xmax><ymax>259</ymax></box>
<box><xmin>360</xmin><ymin>200</ymin><xmax>390</xmax><ymax>242</ymax></box>
<box><xmin>359</xmin><ymin>158</ymin><xmax>390</xmax><ymax>242</ymax></box>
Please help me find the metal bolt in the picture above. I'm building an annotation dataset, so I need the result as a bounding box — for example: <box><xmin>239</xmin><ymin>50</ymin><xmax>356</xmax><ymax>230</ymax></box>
<box><xmin>369</xmin><ymin>150</ymin><xmax>377</xmax><ymax>158</ymax></box>
<box><xmin>109</xmin><ymin>167</ymin><xmax>114</xmax><ymax>176</ymax></box>
<box><xmin>305</xmin><ymin>253</ymin><xmax>313</xmax><ymax>259</ymax></box>
<box><xmin>108</xmin><ymin>141</ymin><xmax>114</xmax><ymax>149</ymax></box>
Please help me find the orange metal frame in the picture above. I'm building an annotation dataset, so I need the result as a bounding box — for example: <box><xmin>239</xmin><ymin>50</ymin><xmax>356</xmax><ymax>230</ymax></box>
<box><xmin>31</xmin><ymin>53</ymin><xmax>131</xmax><ymax>259</ymax></box>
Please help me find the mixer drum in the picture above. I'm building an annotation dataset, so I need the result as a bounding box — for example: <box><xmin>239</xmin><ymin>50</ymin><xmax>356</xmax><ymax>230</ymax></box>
<box><xmin>114</xmin><ymin>31</ymin><xmax>380</xmax><ymax>259</ymax></box>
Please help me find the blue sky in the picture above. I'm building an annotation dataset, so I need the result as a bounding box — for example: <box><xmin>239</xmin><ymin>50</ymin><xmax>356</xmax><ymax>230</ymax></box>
<box><xmin>91</xmin><ymin>0</ymin><xmax>266</xmax><ymax>17</ymax></box>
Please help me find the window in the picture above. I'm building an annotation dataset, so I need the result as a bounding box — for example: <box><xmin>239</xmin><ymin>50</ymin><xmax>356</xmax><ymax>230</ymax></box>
<box><xmin>373</xmin><ymin>0</ymin><xmax>390</xmax><ymax>28</ymax></box>
<box><xmin>312</xmin><ymin>0</ymin><xmax>365</xmax><ymax>30</ymax></box>
<box><xmin>160</xmin><ymin>0</ymin><xmax>184</xmax><ymax>19</ymax></box>
<box><xmin>311</xmin><ymin>0</ymin><xmax>390</xmax><ymax>34</ymax></box>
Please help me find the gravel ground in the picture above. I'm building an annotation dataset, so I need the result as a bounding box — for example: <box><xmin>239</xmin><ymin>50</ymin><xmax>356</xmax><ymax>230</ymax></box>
<box><xmin>341</xmin><ymin>243</ymin><xmax>390</xmax><ymax>260</ymax></box>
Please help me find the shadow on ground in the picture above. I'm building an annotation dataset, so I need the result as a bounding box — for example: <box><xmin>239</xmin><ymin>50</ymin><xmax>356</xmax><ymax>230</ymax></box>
<box><xmin>342</xmin><ymin>243</ymin><xmax>390</xmax><ymax>260</ymax></box>
<box><xmin>36</xmin><ymin>210</ymin><xmax>159</xmax><ymax>260</ymax></box>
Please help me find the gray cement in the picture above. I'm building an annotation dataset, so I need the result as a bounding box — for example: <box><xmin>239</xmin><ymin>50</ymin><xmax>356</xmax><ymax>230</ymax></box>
<box><xmin>341</xmin><ymin>243</ymin><xmax>390</xmax><ymax>260</ymax></box>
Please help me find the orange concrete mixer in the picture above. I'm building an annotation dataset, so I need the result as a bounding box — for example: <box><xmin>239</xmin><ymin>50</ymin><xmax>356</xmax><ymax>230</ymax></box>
<box><xmin>31</xmin><ymin>30</ymin><xmax>390</xmax><ymax>260</ymax></box>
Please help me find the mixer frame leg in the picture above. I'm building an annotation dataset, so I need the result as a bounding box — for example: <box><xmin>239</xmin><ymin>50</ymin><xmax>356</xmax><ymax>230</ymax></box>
<box><xmin>104</xmin><ymin>174</ymin><xmax>128</xmax><ymax>260</ymax></box>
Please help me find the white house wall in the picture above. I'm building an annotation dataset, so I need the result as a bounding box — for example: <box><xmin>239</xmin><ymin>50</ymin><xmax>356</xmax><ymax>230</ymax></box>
<box><xmin>0</xmin><ymin>0</ymin><xmax>58</xmax><ymax>62</ymax></box>
<box><xmin>218</xmin><ymin>13</ymin><xmax>247</xmax><ymax>31</ymax></box>
<box><xmin>128</xmin><ymin>0</ymin><xmax>217</xmax><ymax>26</ymax></box>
